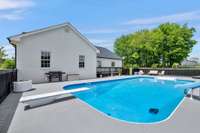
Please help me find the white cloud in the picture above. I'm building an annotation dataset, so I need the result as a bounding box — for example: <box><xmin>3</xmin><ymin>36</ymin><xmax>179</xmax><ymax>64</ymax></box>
<box><xmin>89</xmin><ymin>38</ymin><xmax>115</xmax><ymax>51</ymax></box>
<box><xmin>124</xmin><ymin>10</ymin><xmax>200</xmax><ymax>25</ymax></box>
<box><xmin>194</xmin><ymin>25</ymin><xmax>200</xmax><ymax>31</ymax></box>
<box><xmin>0</xmin><ymin>10</ymin><xmax>24</xmax><ymax>20</ymax></box>
<box><xmin>90</xmin><ymin>38</ymin><xmax>114</xmax><ymax>45</ymax></box>
<box><xmin>90</xmin><ymin>39</ymin><xmax>110</xmax><ymax>44</ymax></box>
<box><xmin>0</xmin><ymin>0</ymin><xmax>35</xmax><ymax>20</ymax></box>
<box><xmin>83</xmin><ymin>28</ymin><xmax>128</xmax><ymax>34</ymax></box>
<box><xmin>83</xmin><ymin>25</ymin><xmax>157</xmax><ymax>35</ymax></box>
<box><xmin>190</xmin><ymin>37</ymin><xmax>200</xmax><ymax>58</ymax></box>
<box><xmin>0</xmin><ymin>0</ymin><xmax>34</xmax><ymax>10</ymax></box>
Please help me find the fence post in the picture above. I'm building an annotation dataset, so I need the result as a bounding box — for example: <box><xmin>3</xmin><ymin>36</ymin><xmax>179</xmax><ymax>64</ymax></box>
<box><xmin>129</xmin><ymin>68</ymin><xmax>132</xmax><ymax>75</ymax></box>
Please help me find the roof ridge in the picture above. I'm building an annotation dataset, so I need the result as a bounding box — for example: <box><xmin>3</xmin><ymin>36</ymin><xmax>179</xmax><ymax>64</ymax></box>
<box><xmin>95</xmin><ymin>45</ymin><xmax>121</xmax><ymax>60</ymax></box>
<box><xmin>8</xmin><ymin>22</ymin><xmax>98</xmax><ymax>53</ymax></box>
<box><xmin>8</xmin><ymin>22</ymin><xmax>69</xmax><ymax>39</ymax></box>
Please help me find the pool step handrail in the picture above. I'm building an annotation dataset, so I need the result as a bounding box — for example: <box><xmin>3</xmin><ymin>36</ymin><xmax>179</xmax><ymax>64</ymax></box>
<box><xmin>20</xmin><ymin>87</ymin><xmax>90</xmax><ymax>108</ymax></box>
<box><xmin>175</xmin><ymin>82</ymin><xmax>200</xmax><ymax>99</ymax></box>
<box><xmin>175</xmin><ymin>82</ymin><xmax>200</xmax><ymax>90</ymax></box>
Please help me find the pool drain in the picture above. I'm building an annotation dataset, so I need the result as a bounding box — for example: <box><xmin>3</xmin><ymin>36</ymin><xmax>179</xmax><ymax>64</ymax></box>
<box><xmin>149</xmin><ymin>108</ymin><xmax>159</xmax><ymax>114</ymax></box>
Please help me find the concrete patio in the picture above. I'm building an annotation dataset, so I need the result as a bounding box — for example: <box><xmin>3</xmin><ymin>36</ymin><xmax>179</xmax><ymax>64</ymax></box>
<box><xmin>7</xmin><ymin>76</ymin><xmax>200</xmax><ymax>133</ymax></box>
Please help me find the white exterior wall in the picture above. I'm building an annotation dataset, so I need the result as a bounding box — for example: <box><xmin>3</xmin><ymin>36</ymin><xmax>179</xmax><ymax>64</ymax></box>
<box><xmin>97</xmin><ymin>58</ymin><xmax>122</xmax><ymax>67</ymax></box>
<box><xmin>16</xmin><ymin>27</ymin><xmax>97</xmax><ymax>83</ymax></box>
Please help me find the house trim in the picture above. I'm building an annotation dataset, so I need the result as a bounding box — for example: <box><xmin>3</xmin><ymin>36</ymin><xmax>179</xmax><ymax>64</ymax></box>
<box><xmin>7</xmin><ymin>22</ymin><xmax>99</xmax><ymax>53</ymax></box>
<box><xmin>97</xmin><ymin>57</ymin><xmax>122</xmax><ymax>60</ymax></box>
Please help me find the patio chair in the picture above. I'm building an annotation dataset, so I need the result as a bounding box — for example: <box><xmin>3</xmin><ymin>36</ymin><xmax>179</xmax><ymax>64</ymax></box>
<box><xmin>139</xmin><ymin>70</ymin><xmax>144</xmax><ymax>75</ymax></box>
<box><xmin>148</xmin><ymin>70</ymin><xmax>158</xmax><ymax>75</ymax></box>
<box><xmin>159</xmin><ymin>71</ymin><xmax>165</xmax><ymax>76</ymax></box>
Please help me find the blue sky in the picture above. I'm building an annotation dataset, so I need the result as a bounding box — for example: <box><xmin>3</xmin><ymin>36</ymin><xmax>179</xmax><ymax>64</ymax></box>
<box><xmin>0</xmin><ymin>0</ymin><xmax>200</xmax><ymax>58</ymax></box>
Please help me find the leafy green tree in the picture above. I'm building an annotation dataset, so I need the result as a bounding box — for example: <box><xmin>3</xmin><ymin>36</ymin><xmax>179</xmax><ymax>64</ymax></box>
<box><xmin>114</xmin><ymin>23</ymin><xmax>197</xmax><ymax>68</ymax></box>
<box><xmin>0</xmin><ymin>47</ymin><xmax>7</xmax><ymax>64</ymax></box>
<box><xmin>0</xmin><ymin>59</ymin><xmax>15</xmax><ymax>69</ymax></box>
<box><xmin>157</xmin><ymin>23</ymin><xmax>196</xmax><ymax>67</ymax></box>
<box><xmin>114</xmin><ymin>34</ymin><xmax>136</xmax><ymax>68</ymax></box>
<box><xmin>0</xmin><ymin>46</ymin><xmax>15</xmax><ymax>69</ymax></box>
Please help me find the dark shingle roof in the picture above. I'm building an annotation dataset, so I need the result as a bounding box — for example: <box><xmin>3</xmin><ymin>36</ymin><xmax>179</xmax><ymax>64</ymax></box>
<box><xmin>95</xmin><ymin>46</ymin><xmax>121</xmax><ymax>60</ymax></box>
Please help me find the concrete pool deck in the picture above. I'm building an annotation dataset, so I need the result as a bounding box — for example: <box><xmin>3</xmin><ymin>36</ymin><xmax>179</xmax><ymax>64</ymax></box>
<box><xmin>7</xmin><ymin>76</ymin><xmax>200</xmax><ymax>133</ymax></box>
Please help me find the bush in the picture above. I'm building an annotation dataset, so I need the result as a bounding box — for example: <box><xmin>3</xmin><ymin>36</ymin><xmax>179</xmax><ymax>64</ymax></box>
<box><xmin>132</xmin><ymin>64</ymin><xmax>139</xmax><ymax>69</ymax></box>
<box><xmin>172</xmin><ymin>63</ymin><xmax>179</xmax><ymax>68</ymax></box>
<box><xmin>151</xmin><ymin>64</ymin><xmax>159</xmax><ymax>68</ymax></box>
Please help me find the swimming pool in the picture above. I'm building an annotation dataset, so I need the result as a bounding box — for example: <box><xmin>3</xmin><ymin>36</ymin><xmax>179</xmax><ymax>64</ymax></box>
<box><xmin>64</xmin><ymin>77</ymin><xmax>192</xmax><ymax>123</ymax></box>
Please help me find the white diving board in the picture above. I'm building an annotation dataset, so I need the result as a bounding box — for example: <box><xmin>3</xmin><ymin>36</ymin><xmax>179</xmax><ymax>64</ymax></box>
<box><xmin>20</xmin><ymin>87</ymin><xmax>90</xmax><ymax>108</ymax></box>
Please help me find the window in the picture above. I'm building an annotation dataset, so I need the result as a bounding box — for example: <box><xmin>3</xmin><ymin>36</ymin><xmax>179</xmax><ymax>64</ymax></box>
<box><xmin>111</xmin><ymin>61</ymin><xmax>115</xmax><ymax>67</ymax></box>
<box><xmin>41</xmin><ymin>51</ymin><xmax>50</xmax><ymax>68</ymax></box>
<box><xmin>97</xmin><ymin>61</ymin><xmax>102</xmax><ymax>67</ymax></box>
<box><xmin>79</xmin><ymin>55</ymin><xmax>85</xmax><ymax>68</ymax></box>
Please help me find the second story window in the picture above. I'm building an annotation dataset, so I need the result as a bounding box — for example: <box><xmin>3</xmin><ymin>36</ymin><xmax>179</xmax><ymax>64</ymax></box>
<box><xmin>79</xmin><ymin>55</ymin><xmax>85</xmax><ymax>68</ymax></box>
<box><xmin>111</xmin><ymin>61</ymin><xmax>115</xmax><ymax>67</ymax></box>
<box><xmin>41</xmin><ymin>51</ymin><xmax>50</xmax><ymax>68</ymax></box>
<box><xmin>97</xmin><ymin>61</ymin><xmax>102</xmax><ymax>67</ymax></box>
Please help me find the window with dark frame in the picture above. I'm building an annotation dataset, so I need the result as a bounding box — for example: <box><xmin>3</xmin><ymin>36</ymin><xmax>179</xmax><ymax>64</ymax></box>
<box><xmin>41</xmin><ymin>51</ymin><xmax>50</xmax><ymax>68</ymax></box>
<box><xmin>111</xmin><ymin>61</ymin><xmax>115</xmax><ymax>67</ymax></box>
<box><xmin>97</xmin><ymin>61</ymin><xmax>102</xmax><ymax>67</ymax></box>
<box><xmin>79</xmin><ymin>55</ymin><xmax>85</xmax><ymax>68</ymax></box>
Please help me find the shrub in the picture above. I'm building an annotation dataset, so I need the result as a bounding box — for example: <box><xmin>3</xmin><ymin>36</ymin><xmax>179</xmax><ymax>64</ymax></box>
<box><xmin>172</xmin><ymin>63</ymin><xmax>179</xmax><ymax>68</ymax></box>
<box><xmin>151</xmin><ymin>64</ymin><xmax>159</xmax><ymax>68</ymax></box>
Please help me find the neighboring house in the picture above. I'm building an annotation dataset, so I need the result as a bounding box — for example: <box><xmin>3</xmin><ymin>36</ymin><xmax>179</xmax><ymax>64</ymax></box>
<box><xmin>96</xmin><ymin>46</ymin><xmax>122</xmax><ymax>68</ymax></box>
<box><xmin>182</xmin><ymin>57</ymin><xmax>199</xmax><ymax>66</ymax></box>
<box><xmin>190</xmin><ymin>57</ymin><xmax>200</xmax><ymax>63</ymax></box>
<box><xmin>95</xmin><ymin>46</ymin><xmax>122</xmax><ymax>77</ymax></box>
<box><xmin>8</xmin><ymin>22</ymin><xmax>122</xmax><ymax>83</ymax></box>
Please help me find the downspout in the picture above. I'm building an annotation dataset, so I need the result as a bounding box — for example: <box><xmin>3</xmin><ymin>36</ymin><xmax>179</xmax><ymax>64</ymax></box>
<box><xmin>14</xmin><ymin>45</ymin><xmax>17</xmax><ymax>69</ymax></box>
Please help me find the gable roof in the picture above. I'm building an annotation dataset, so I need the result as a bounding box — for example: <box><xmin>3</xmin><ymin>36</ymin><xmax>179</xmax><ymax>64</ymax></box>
<box><xmin>7</xmin><ymin>22</ymin><xmax>98</xmax><ymax>53</ymax></box>
<box><xmin>95</xmin><ymin>46</ymin><xmax>121</xmax><ymax>60</ymax></box>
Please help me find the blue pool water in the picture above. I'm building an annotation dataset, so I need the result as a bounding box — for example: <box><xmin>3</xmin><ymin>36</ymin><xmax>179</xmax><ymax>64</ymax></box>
<box><xmin>64</xmin><ymin>77</ymin><xmax>192</xmax><ymax>123</ymax></box>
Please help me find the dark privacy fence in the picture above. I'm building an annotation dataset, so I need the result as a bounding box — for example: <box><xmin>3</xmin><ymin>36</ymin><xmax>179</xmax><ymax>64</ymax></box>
<box><xmin>0</xmin><ymin>70</ymin><xmax>17</xmax><ymax>103</ymax></box>
<box><xmin>123</xmin><ymin>68</ymin><xmax>200</xmax><ymax>76</ymax></box>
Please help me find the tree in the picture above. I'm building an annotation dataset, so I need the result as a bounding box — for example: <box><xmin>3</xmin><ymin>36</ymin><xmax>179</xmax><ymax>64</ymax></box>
<box><xmin>114</xmin><ymin>23</ymin><xmax>197</xmax><ymax>68</ymax></box>
<box><xmin>0</xmin><ymin>46</ymin><xmax>15</xmax><ymax>69</ymax></box>
<box><xmin>0</xmin><ymin>59</ymin><xmax>15</xmax><ymax>69</ymax></box>
<box><xmin>114</xmin><ymin>34</ymin><xmax>136</xmax><ymax>68</ymax></box>
<box><xmin>0</xmin><ymin>47</ymin><xmax>7</xmax><ymax>64</ymax></box>
<box><xmin>157</xmin><ymin>23</ymin><xmax>196</xmax><ymax>67</ymax></box>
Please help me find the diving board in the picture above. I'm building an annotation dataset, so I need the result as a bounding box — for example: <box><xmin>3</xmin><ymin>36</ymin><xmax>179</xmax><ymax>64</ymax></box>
<box><xmin>20</xmin><ymin>87</ymin><xmax>90</xmax><ymax>108</ymax></box>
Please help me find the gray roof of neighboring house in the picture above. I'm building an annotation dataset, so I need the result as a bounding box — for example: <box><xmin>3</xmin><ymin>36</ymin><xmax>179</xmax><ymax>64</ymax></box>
<box><xmin>95</xmin><ymin>46</ymin><xmax>121</xmax><ymax>60</ymax></box>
